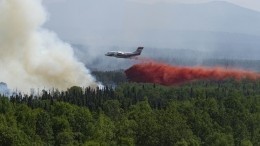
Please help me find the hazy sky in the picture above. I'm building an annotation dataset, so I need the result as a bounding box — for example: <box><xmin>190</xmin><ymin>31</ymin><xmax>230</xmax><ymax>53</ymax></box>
<box><xmin>44</xmin><ymin>0</ymin><xmax>260</xmax><ymax>12</ymax></box>
<box><xmin>42</xmin><ymin>1</ymin><xmax>260</xmax><ymax>69</ymax></box>
<box><xmin>42</xmin><ymin>0</ymin><xmax>260</xmax><ymax>61</ymax></box>
<box><xmin>43</xmin><ymin>0</ymin><xmax>260</xmax><ymax>46</ymax></box>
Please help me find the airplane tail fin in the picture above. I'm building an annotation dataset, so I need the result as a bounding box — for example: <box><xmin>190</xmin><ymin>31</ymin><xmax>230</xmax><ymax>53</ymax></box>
<box><xmin>134</xmin><ymin>47</ymin><xmax>144</xmax><ymax>55</ymax></box>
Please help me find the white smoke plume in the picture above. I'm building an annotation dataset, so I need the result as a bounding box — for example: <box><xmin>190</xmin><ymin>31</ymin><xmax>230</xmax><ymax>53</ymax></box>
<box><xmin>0</xmin><ymin>0</ymin><xmax>97</xmax><ymax>92</ymax></box>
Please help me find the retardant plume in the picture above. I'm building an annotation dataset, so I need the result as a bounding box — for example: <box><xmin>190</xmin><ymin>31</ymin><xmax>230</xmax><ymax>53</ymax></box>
<box><xmin>125</xmin><ymin>62</ymin><xmax>260</xmax><ymax>86</ymax></box>
<box><xmin>0</xmin><ymin>0</ymin><xmax>97</xmax><ymax>92</ymax></box>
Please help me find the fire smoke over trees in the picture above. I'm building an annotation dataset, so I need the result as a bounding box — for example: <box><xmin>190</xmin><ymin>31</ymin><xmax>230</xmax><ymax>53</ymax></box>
<box><xmin>125</xmin><ymin>62</ymin><xmax>260</xmax><ymax>86</ymax></box>
<box><xmin>0</xmin><ymin>0</ymin><xmax>97</xmax><ymax>92</ymax></box>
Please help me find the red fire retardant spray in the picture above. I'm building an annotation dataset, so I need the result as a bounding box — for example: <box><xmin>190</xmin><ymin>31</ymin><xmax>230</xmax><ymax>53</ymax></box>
<box><xmin>125</xmin><ymin>62</ymin><xmax>260</xmax><ymax>85</ymax></box>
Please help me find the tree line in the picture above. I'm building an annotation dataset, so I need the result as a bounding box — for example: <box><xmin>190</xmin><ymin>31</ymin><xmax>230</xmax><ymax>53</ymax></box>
<box><xmin>0</xmin><ymin>77</ymin><xmax>260</xmax><ymax>145</ymax></box>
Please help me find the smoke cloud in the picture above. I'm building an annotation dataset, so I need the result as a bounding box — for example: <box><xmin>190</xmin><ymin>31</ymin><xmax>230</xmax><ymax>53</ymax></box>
<box><xmin>0</xmin><ymin>0</ymin><xmax>97</xmax><ymax>92</ymax></box>
<box><xmin>125</xmin><ymin>62</ymin><xmax>260</xmax><ymax>85</ymax></box>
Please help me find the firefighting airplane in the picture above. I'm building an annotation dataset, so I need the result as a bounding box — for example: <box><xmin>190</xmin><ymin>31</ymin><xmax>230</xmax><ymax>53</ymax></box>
<box><xmin>105</xmin><ymin>47</ymin><xmax>144</xmax><ymax>58</ymax></box>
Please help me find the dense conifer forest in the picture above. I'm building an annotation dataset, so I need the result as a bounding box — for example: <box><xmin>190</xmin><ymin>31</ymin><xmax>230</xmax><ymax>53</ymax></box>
<box><xmin>0</xmin><ymin>71</ymin><xmax>259</xmax><ymax>145</ymax></box>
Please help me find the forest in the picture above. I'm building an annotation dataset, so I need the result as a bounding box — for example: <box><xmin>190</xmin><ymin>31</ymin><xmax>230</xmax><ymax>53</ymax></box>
<box><xmin>0</xmin><ymin>70</ymin><xmax>259</xmax><ymax>146</ymax></box>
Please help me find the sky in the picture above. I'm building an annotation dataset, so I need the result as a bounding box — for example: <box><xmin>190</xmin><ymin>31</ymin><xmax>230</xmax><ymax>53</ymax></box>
<box><xmin>43</xmin><ymin>0</ymin><xmax>260</xmax><ymax>46</ymax></box>
<box><xmin>42</xmin><ymin>0</ymin><xmax>260</xmax><ymax>62</ymax></box>
<box><xmin>44</xmin><ymin>0</ymin><xmax>260</xmax><ymax>12</ymax></box>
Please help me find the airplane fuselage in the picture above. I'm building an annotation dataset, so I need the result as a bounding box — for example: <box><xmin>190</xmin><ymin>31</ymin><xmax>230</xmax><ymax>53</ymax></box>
<box><xmin>105</xmin><ymin>47</ymin><xmax>144</xmax><ymax>59</ymax></box>
<box><xmin>105</xmin><ymin>52</ymin><xmax>140</xmax><ymax>58</ymax></box>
